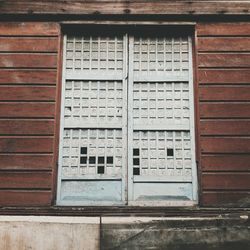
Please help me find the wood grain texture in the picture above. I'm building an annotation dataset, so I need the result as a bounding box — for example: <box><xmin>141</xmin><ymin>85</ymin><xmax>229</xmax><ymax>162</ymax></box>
<box><xmin>0</xmin><ymin>21</ymin><xmax>59</xmax><ymax>207</ymax></box>
<box><xmin>1</xmin><ymin>20</ymin><xmax>250</xmax><ymax>209</ymax></box>
<box><xmin>201</xmin><ymin>137</ymin><xmax>250</xmax><ymax>154</ymax></box>
<box><xmin>0</xmin><ymin>154</ymin><xmax>53</xmax><ymax>170</ymax></box>
<box><xmin>0</xmin><ymin>103</ymin><xmax>55</xmax><ymax>118</ymax></box>
<box><xmin>0</xmin><ymin>190</ymin><xmax>52</xmax><ymax>206</ymax></box>
<box><xmin>199</xmin><ymin>86</ymin><xmax>250</xmax><ymax>101</ymax></box>
<box><xmin>0</xmin><ymin>137</ymin><xmax>54</xmax><ymax>153</ymax></box>
<box><xmin>0</xmin><ymin>172</ymin><xmax>52</xmax><ymax>189</ymax></box>
<box><xmin>198</xmin><ymin>69</ymin><xmax>250</xmax><ymax>84</ymax></box>
<box><xmin>199</xmin><ymin>54</ymin><xmax>250</xmax><ymax>68</ymax></box>
<box><xmin>0</xmin><ymin>70</ymin><xmax>57</xmax><ymax>84</ymax></box>
<box><xmin>0</xmin><ymin>120</ymin><xmax>54</xmax><ymax>135</ymax></box>
<box><xmin>0</xmin><ymin>37</ymin><xmax>58</xmax><ymax>52</ymax></box>
<box><xmin>197</xmin><ymin>23</ymin><xmax>250</xmax><ymax>36</ymax></box>
<box><xmin>0</xmin><ymin>22</ymin><xmax>59</xmax><ymax>36</ymax></box>
<box><xmin>0</xmin><ymin>1</ymin><xmax>250</xmax><ymax>15</ymax></box>
<box><xmin>0</xmin><ymin>86</ymin><xmax>56</xmax><ymax>101</ymax></box>
<box><xmin>201</xmin><ymin>155</ymin><xmax>250</xmax><ymax>171</ymax></box>
<box><xmin>200</xmin><ymin>120</ymin><xmax>250</xmax><ymax>136</ymax></box>
<box><xmin>202</xmin><ymin>173</ymin><xmax>250</xmax><ymax>190</ymax></box>
<box><xmin>198</xmin><ymin>38</ymin><xmax>250</xmax><ymax>52</ymax></box>
<box><xmin>202</xmin><ymin>192</ymin><xmax>250</xmax><ymax>206</ymax></box>
<box><xmin>200</xmin><ymin>103</ymin><xmax>250</xmax><ymax>118</ymax></box>
<box><xmin>0</xmin><ymin>54</ymin><xmax>57</xmax><ymax>68</ymax></box>
<box><xmin>198</xmin><ymin>22</ymin><xmax>250</xmax><ymax>207</ymax></box>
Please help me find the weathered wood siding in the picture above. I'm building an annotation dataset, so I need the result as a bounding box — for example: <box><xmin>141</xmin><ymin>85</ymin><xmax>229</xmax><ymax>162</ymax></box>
<box><xmin>0</xmin><ymin>22</ymin><xmax>60</xmax><ymax>206</ymax></box>
<box><xmin>197</xmin><ymin>23</ymin><xmax>250</xmax><ymax>207</ymax></box>
<box><xmin>0</xmin><ymin>1</ymin><xmax>250</xmax><ymax>15</ymax></box>
<box><xmin>0</xmin><ymin>20</ymin><xmax>250</xmax><ymax>208</ymax></box>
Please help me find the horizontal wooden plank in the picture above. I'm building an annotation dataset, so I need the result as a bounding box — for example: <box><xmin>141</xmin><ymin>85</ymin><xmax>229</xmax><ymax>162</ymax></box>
<box><xmin>0</xmin><ymin>22</ymin><xmax>59</xmax><ymax>36</ymax></box>
<box><xmin>198</xmin><ymin>37</ymin><xmax>250</xmax><ymax>52</ymax></box>
<box><xmin>0</xmin><ymin>120</ymin><xmax>54</xmax><ymax>135</ymax></box>
<box><xmin>202</xmin><ymin>191</ymin><xmax>250</xmax><ymax>207</ymax></box>
<box><xmin>0</xmin><ymin>171</ymin><xmax>52</xmax><ymax>189</ymax></box>
<box><xmin>0</xmin><ymin>70</ymin><xmax>57</xmax><ymax>84</ymax></box>
<box><xmin>200</xmin><ymin>103</ymin><xmax>250</xmax><ymax>118</ymax></box>
<box><xmin>200</xmin><ymin>120</ymin><xmax>250</xmax><ymax>136</ymax></box>
<box><xmin>199</xmin><ymin>54</ymin><xmax>250</xmax><ymax>68</ymax></box>
<box><xmin>0</xmin><ymin>86</ymin><xmax>56</xmax><ymax>101</ymax></box>
<box><xmin>202</xmin><ymin>173</ymin><xmax>250</xmax><ymax>190</ymax></box>
<box><xmin>0</xmin><ymin>37</ymin><xmax>58</xmax><ymax>52</ymax></box>
<box><xmin>201</xmin><ymin>137</ymin><xmax>250</xmax><ymax>154</ymax></box>
<box><xmin>0</xmin><ymin>190</ymin><xmax>52</xmax><ymax>206</ymax></box>
<box><xmin>201</xmin><ymin>155</ymin><xmax>250</xmax><ymax>171</ymax></box>
<box><xmin>0</xmin><ymin>103</ymin><xmax>55</xmax><ymax>118</ymax></box>
<box><xmin>0</xmin><ymin>54</ymin><xmax>57</xmax><ymax>68</ymax></box>
<box><xmin>0</xmin><ymin>138</ymin><xmax>54</xmax><ymax>153</ymax></box>
<box><xmin>0</xmin><ymin>154</ymin><xmax>53</xmax><ymax>170</ymax></box>
<box><xmin>0</xmin><ymin>1</ymin><xmax>250</xmax><ymax>15</ymax></box>
<box><xmin>198</xmin><ymin>69</ymin><xmax>250</xmax><ymax>84</ymax></box>
<box><xmin>199</xmin><ymin>86</ymin><xmax>250</xmax><ymax>101</ymax></box>
<box><xmin>197</xmin><ymin>23</ymin><xmax>250</xmax><ymax>36</ymax></box>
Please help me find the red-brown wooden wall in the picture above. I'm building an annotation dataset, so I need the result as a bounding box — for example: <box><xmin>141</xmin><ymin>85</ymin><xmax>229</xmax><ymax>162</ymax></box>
<box><xmin>197</xmin><ymin>23</ymin><xmax>250</xmax><ymax>206</ymax></box>
<box><xmin>0</xmin><ymin>22</ymin><xmax>60</xmax><ymax>206</ymax></box>
<box><xmin>0</xmin><ymin>22</ymin><xmax>249</xmax><ymax>208</ymax></box>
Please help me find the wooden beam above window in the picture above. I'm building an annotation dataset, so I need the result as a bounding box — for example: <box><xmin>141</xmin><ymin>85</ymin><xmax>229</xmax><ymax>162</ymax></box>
<box><xmin>0</xmin><ymin>1</ymin><xmax>250</xmax><ymax>16</ymax></box>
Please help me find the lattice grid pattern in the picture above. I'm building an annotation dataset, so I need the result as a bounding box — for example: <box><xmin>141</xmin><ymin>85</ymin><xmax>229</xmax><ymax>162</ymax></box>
<box><xmin>64</xmin><ymin>80</ymin><xmax>123</xmax><ymax>125</ymax></box>
<box><xmin>133</xmin><ymin>82</ymin><xmax>190</xmax><ymax>126</ymax></box>
<box><xmin>60</xmin><ymin>31</ymin><xmax>195</xmax><ymax>202</ymax></box>
<box><xmin>133</xmin><ymin>131</ymin><xmax>192</xmax><ymax>176</ymax></box>
<box><xmin>62</xmin><ymin>129</ymin><xmax>123</xmax><ymax>177</ymax></box>
<box><xmin>66</xmin><ymin>35</ymin><xmax>124</xmax><ymax>72</ymax></box>
<box><xmin>133</xmin><ymin>36</ymin><xmax>189</xmax><ymax>73</ymax></box>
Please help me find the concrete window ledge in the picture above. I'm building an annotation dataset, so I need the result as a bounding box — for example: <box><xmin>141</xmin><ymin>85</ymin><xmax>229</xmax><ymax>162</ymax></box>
<box><xmin>0</xmin><ymin>216</ymin><xmax>100</xmax><ymax>250</ymax></box>
<box><xmin>0</xmin><ymin>215</ymin><xmax>249</xmax><ymax>250</ymax></box>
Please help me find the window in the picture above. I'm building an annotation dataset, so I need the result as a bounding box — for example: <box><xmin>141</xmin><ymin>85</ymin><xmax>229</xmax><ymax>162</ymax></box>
<box><xmin>57</xmin><ymin>26</ymin><xmax>197</xmax><ymax>206</ymax></box>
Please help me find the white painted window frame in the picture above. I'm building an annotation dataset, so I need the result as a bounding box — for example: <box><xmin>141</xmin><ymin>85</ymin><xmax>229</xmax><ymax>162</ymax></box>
<box><xmin>56</xmin><ymin>24</ymin><xmax>198</xmax><ymax>206</ymax></box>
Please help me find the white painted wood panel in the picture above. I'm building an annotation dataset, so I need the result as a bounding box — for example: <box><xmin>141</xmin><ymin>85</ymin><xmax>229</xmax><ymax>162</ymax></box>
<box><xmin>57</xmin><ymin>33</ymin><xmax>127</xmax><ymax>205</ymax></box>
<box><xmin>57</xmin><ymin>29</ymin><xmax>197</xmax><ymax>206</ymax></box>
<box><xmin>128</xmin><ymin>34</ymin><xmax>196</xmax><ymax>205</ymax></box>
